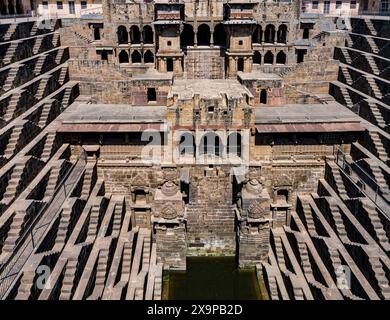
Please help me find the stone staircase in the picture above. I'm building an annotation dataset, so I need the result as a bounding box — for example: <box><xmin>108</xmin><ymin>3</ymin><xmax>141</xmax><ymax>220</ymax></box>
<box><xmin>366</xmin><ymin>55</ymin><xmax>380</xmax><ymax>75</ymax></box>
<box><xmin>362</xmin><ymin>200</ymin><xmax>390</xmax><ymax>251</ymax></box>
<box><xmin>340</xmin><ymin>86</ymin><xmax>354</xmax><ymax>109</ymax></box>
<box><xmin>0</xmin><ymin>208</ymin><xmax>26</xmax><ymax>254</ymax></box>
<box><xmin>34</xmin><ymin>55</ymin><xmax>46</xmax><ymax>75</ymax></box>
<box><xmin>297</xmin><ymin>241</ymin><xmax>313</xmax><ymax>277</ymax></box>
<box><xmin>41</xmin><ymin>132</ymin><xmax>56</xmax><ymax>160</ymax></box>
<box><xmin>341</xmin><ymin>48</ymin><xmax>352</xmax><ymax>64</ymax></box>
<box><xmin>58</xmin><ymin>66</ymin><xmax>68</xmax><ymax>85</ymax></box>
<box><xmin>87</xmin><ymin>205</ymin><xmax>101</xmax><ymax>237</ymax></box>
<box><xmin>38</xmin><ymin>103</ymin><xmax>52</xmax><ymax>128</ymax></box>
<box><xmin>16</xmin><ymin>270</ymin><xmax>36</xmax><ymax>299</ymax></box>
<box><xmin>366</xmin><ymin>37</ymin><xmax>379</xmax><ymax>54</ymax></box>
<box><xmin>55</xmin><ymin>48</ymin><xmax>65</xmax><ymax>64</ymax></box>
<box><xmin>112</xmin><ymin>200</ymin><xmax>124</xmax><ymax>234</ymax></box>
<box><xmin>52</xmin><ymin>33</ymin><xmax>60</xmax><ymax>47</ymax></box>
<box><xmin>60</xmin><ymin>256</ymin><xmax>78</xmax><ymax>300</ymax></box>
<box><xmin>298</xmin><ymin>196</ymin><xmax>316</xmax><ymax>235</ymax></box>
<box><xmin>35</xmin><ymin>76</ymin><xmax>50</xmax><ymax>100</ymax></box>
<box><xmin>30</xmin><ymin>23</ymin><xmax>38</xmax><ymax>37</ymax></box>
<box><xmin>2</xmin><ymin>65</ymin><xmax>20</xmax><ymax>92</ymax></box>
<box><xmin>0</xmin><ymin>163</ymin><xmax>24</xmax><ymax>205</ymax></box>
<box><xmin>44</xmin><ymin>166</ymin><xmax>61</xmax><ymax>198</ymax></box>
<box><xmin>274</xmin><ymin>236</ymin><xmax>286</xmax><ymax>271</ymax></box>
<box><xmin>330</xmin><ymin>164</ymin><xmax>348</xmax><ymax>199</ymax></box>
<box><xmin>3</xmin><ymin>125</ymin><xmax>23</xmax><ymax>159</ymax></box>
<box><xmin>328</xmin><ymin>201</ymin><xmax>348</xmax><ymax>240</ymax></box>
<box><xmin>32</xmin><ymin>36</ymin><xmax>44</xmax><ymax>55</ymax></box>
<box><xmin>3</xmin><ymin>24</ymin><xmax>17</xmax><ymax>41</ymax></box>
<box><xmin>94</xmin><ymin>248</ymin><xmax>109</xmax><ymax>293</ymax></box>
<box><xmin>81</xmin><ymin>165</ymin><xmax>94</xmax><ymax>199</ymax></box>
<box><xmin>369</xmin><ymin>131</ymin><xmax>388</xmax><ymax>163</ymax></box>
<box><xmin>368</xmin><ymin>102</ymin><xmax>386</xmax><ymax>129</ymax></box>
<box><xmin>3</xmin><ymin>91</ymin><xmax>21</xmax><ymax>122</ymax></box>
<box><xmin>55</xmin><ymin>206</ymin><xmax>72</xmax><ymax>246</ymax></box>
<box><xmin>341</xmin><ymin>65</ymin><xmax>353</xmax><ymax>86</ymax></box>
<box><xmin>368</xmin><ymin>257</ymin><xmax>390</xmax><ymax>299</ymax></box>
<box><xmin>3</xmin><ymin>42</ymin><xmax>19</xmax><ymax>66</ymax></box>
<box><xmin>62</xmin><ymin>87</ymin><xmax>72</xmax><ymax>109</ymax></box>
<box><xmin>365</xmin><ymin>76</ymin><xmax>383</xmax><ymax>99</ymax></box>
<box><xmin>364</xmin><ymin>19</ymin><xmax>377</xmax><ymax>36</ymax></box>
<box><xmin>369</xmin><ymin>163</ymin><xmax>389</xmax><ymax>194</ymax></box>
<box><xmin>121</xmin><ymin>241</ymin><xmax>133</xmax><ymax>281</ymax></box>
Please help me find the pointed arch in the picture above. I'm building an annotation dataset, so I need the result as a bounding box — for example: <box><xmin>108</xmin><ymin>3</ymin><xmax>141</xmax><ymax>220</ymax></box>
<box><xmin>144</xmin><ymin>50</ymin><xmax>154</xmax><ymax>63</ymax></box>
<box><xmin>264</xmin><ymin>51</ymin><xmax>274</xmax><ymax>64</ymax></box>
<box><xmin>130</xmin><ymin>25</ymin><xmax>141</xmax><ymax>44</ymax></box>
<box><xmin>276</xmin><ymin>51</ymin><xmax>286</xmax><ymax>64</ymax></box>
<box><xmin>119</xmin><ymin>50</ymin><xmax>129</xmax><ymax>63</ymax></box>
<box><xmin>131</xmin><ymin>50</ymin><xmax>141</xmax><ymax>63</ymax></box>
<box><xmin>253</xmin><ymin>51</ymin><xmax>261</xmax><ymax>65</ymax></box>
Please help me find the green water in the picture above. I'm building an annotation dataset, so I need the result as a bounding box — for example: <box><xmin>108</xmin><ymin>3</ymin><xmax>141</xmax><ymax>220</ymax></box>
<box><xmin>165</xmin><ymin>257</ymin><xmax>263</xmax><ymax>300</ymax></box>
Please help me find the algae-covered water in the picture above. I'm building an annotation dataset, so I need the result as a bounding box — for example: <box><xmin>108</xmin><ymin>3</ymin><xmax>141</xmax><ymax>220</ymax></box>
<box><xmin>164</xmin><ymin>257</ymin><xmax>264</xmax><ymax>300</ymax></box>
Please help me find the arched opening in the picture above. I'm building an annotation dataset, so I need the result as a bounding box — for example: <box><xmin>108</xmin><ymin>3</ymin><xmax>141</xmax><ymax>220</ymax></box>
<box><xmin>264</xmin><ymin>24</ymin><xmax>275</xmax><ymax>43</ymax></box>
<box><xmin>227</xmin><ymin>132</ymin><xmax>241</xmax><ymax>157</ymax></box>
<box><xmin>144</xmin><ymin>50</ymin><xmax>154</xmax><ymax>64</ymax></box>
<box><xmin>277</xmin><ymin>24</ymin><xmax>288</xmax><ymax>44</ymax></box>
<box><xmin>200</xmin><ymin>132</ymin><xmax>223</xmax><ymax>156</ymax></box>
<box><xmin>15</xmin><ymin>0</ymin><xmax>22</xmax><ymax>14</ymax></box>
<box><xmin>197</xmin><ymin>24</ymin><xmax>211</xmax><ymax>46</ymax></box>
<box><xmin>237</xmin><ymin>58</ymin><xmax>244</xmax><ymax>72</ymax></box>
<box><xmin>0</xmin><ymin>0</ymin><xmax>7</xmax><ymax>15</ymax></box>
<box><xmin>276</xmin><ymin>51</ymin><xmax>286</xmax><ymax>64</ymax></box>
<box><xmin>130</xmin><ymin>25</ymin><xmax>141</xmax><ymax>44</ymax></box>
<box><xmin>94</xmin><ymin>27</ymin><xmax>101</xmax><ymax>41</ymax></box>
<box><xmin>167</xmin><ymin>58</ymin><xmax>174</xmax><ymax>72</ymax></box>
<box><xmin>264</xmin><ymin>51</ymin><xmax>274</xmax><ymax>64</ymax></box>
<box><xmin>117</xmin><ymin>26</ymin><xmax>128</xmax><ymax>44</ymax></box>
<box><xmin>8</xmin><ymin>0</ymin><xmax>15</xmax><ymax>14</ymax></box>
<box><xmin>118</xmin><ymin>50</ymin><xmax>129</xmax><ymax>63</ymax></box>
<box><xmin>179</xmin><ymin>132</ymin><xmax>196</xmax><ymax>156</ymax></box>
<box><xmin>253</xmin><ymin>51</ymin><xmax>261</xmax><ymax>65</ymax></box>
<box><xmin>180</xmin><ymin>24</ymin><xmax>195</xmax><ymax>47</ymax></box>
<box><xmin>143</xmin><ymin>25</ymin><xmax>154</xmax><ymax>44</ymax></box>
<box><xmin>131</xmin><ymin>50</ymin><xmax>141</xmax><ymax>63</ymax></box>
<box><xmin>303</xmin><ymin>28</ymin><xmax>310</xmax><ymax>39</ymax></box>
<box><xmin>147</xmin><ymin>88</ymin><xmax>156</xmax><ymax>102</ymax></box>
<box><xmin>260</xmin><ymin>89</ymin><xmax>267</xmax><ymax>104</ymax></box>
<box><xmin>252</xmin><ymin>25</ymin><xmax>262</xmax><ymax>44</ymax></box>
<box><xmin>276</xmin><ymin>189</ymin><xmax>289</xmax><ymax>202</ymax></box>
<box><xmin>214</xmin><ymin>23</ymin><xmax>226</xmax><ymax>47</ymax></box>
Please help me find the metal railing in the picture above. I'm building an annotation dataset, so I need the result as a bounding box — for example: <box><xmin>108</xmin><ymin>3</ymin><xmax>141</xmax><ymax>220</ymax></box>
<box><xmin>334</xmin><ymin>147</ymin><xmax>389</xmax><ymax>214</ymax></box>
<box><xmin>0</xmin><ymin>151</ymin><xmax>86</xmax><ymax>299</ymax></box>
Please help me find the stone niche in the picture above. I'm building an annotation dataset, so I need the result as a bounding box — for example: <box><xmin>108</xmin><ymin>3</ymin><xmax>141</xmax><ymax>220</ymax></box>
<box><xmin>238</xmin><ymin>178</ymin><xmax>272</xmax><ymax>268</ymax></box>
<box><xmin>153</xmin><ymin>180</ymin><xmax>186</xmax><ymax>270</ymax></box>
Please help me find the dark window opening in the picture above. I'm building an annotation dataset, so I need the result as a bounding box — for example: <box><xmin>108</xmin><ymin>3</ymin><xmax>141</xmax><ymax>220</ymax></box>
<box><xmin>101</xmin><ymin>50</ymin><xmax>108</xmax><ymax>61</ymax></box>
<box><xmin>253</xmin><ymin>51</ymin><xmax>261</xmax><ymax>65</ymax></box>
<box><xmin>147</xmin><ymin>88</ymin><xmax>157</xmax><ymax>102</ymax></box>
<box><xmin>260</xmin><ymin>89</ymin><xmax>267</xmax><ymax>104</ymax></box>
<box><xmin>131</xmin><ymin>50</ymin><xmax>142</xmax><ymax>63</ymax></box>
<box><xmin>94</xmin><ymin>27</ymin><xmax>101</xmax><ymax>40</ymax></box>
<box><xmin>130</xmin><ymin>25</ymin><xmax>141</xmax><ymax>44</ymax></box>
<box><xmin>264</xmin><ymin>24</ymin><xmax>275</xmax><ymax>43</ymax></box>
<box><xmin>119</xmin><ymin>50</ymin><xmax>129</xmax><ymax>63</ymax></box>
<box><xmin>180</xmin><ymin>24</ymin><xmax>195</xmax><ymax>47</ymax></box>
<box><xmin>144</xmin><ymin>50</ymin><xmax>154</xmax><ymax>63</ymax></box>
<box><xmin>277</xmin><ymin>24</ymin><xmax>287</xmax><ymax>44</ymax></box>
<box><xmin>167</xmin><ymin>58</ymin><xmax>174</xmax><ymax>72</ymax></box>
<box><xmin>303</xmin><ymin>28</ymin><xmax>310</xmax><ymax>39</ymax></box>
<box><xmin>57</xmin><ymin>1</ymin><xmax>63</xmax><ymax>9</ymax></box>
<box><xmin>81</xmin><ymin>1</ymin><xmax>87</xmax><ymax>9</ymax></box>
<box><xmin>297</xmin><ymin>49</ymin><xmax>306</xmax><ymax>63</ymax></box>
<box><xmin>264</xmin><ymin>51</ymin><xmax>274</xmax><ymax>64</ymax></box>
<box><xmin>213</xmin><ymin>23</ymin><xmax>226</xmax><ymax>47</ymax></box>
<box><xmin>197</xmin><ymin>24</ymin><xmax>211</xmax><ymax>46</ymax></box>
<box><xmin>237</xmin><ymin>58</ymin><xmax>244</xmax><ymax>72</ymax></box>
<box><xmin>117</xmin><ymin>26</ymin><xmax>128</xmax><ymax>44</ymax></box>
<box><xmin>252</xmin><ymin>25</ymin><xmax>262</xmax><ymax>44</ymax></box>
<box><xmin>143</xmin><ymin>25</ymin><xmax>154</xmax><ymax>44</ymax></box>
<box><xmin>276</xmin><ymin>51</ymin><xmax>286</xmax><ymax>64</ymax></box>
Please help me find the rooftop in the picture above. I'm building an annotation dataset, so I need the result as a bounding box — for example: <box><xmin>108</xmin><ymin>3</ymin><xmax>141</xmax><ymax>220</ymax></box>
<box><xmin>169</xmin><ymin>79</ymin><xmax>253</xmax><ymax>100</ymax></box>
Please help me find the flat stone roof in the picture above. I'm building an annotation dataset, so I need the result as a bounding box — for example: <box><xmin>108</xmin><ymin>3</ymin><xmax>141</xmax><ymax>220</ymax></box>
<box><xmin>238</xmin><ymin>71</ymin><xmax>282</xmax><ymax>81</ymax></box>
<box><xmin>255</xmin><ymin>103</ymin><xmax>362</xmax><ymax>124</ymax></box>
<box><xmin>61</xmin><ymin>103</ymin><xmax>167</xmax><ymax>124</ymax></box>
<box><xmin>169</xmin><ymin>79</ymin><xmax>253</xmax><ymax>100</ymax></box>
<box><xmin>131</xmin><ymin>68</ymin><xmax>173</xmax><ymax>81</ymax></box>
